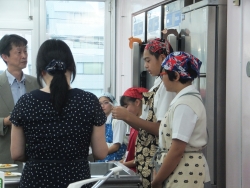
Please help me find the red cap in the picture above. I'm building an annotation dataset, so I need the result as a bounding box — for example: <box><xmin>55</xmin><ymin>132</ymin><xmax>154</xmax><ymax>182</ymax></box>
<box><xmin>123</xmin><ymin>87</ymin><xmax>149</xmax><ymax>99</ymax></box>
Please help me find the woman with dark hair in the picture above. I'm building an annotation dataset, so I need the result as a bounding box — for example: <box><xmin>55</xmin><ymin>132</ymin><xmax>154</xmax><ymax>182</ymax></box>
<box><xmin>112</xmin><ymin>38</ymin><xmax>176</xmax><ymax>187</ymax></box>
<box><xmin>151</xmin><ymin>52</ymin><xmax>210</xmax><ymax>188</ymax></box>
<box><xmin>10</xmin><ymin>39</ymin><xmax>108</xmax><ymax>188</ymax></box>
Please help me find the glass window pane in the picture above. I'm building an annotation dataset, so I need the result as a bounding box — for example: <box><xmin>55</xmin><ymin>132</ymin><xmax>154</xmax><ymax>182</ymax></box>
<box><xmin>46</xmin><ymin>0</ymin><xmax>105</xmax><ymax>97</ymax></box>
<box><xmin>84</xmin><ymin>62</ymin><xmax>103</xmax><ymax>75</ymax></box>
<box><xmin>147</xmin><ymin>6</ymin><xmax>161</xmax><ymax>40</ymax></box>
<box><xmin>77</xmin><ymin>62</ymin><xmax>84</xmax><ymax>74</ymax></box>
<box><xmin>132</xmin><ymin>12</ymin><xmax>145</xmax><ymax>42</ymax></box>
<box><xmin>77</xmin><ymin>62</ymin><xmax>103</xmax><ymax>75</ymax></box>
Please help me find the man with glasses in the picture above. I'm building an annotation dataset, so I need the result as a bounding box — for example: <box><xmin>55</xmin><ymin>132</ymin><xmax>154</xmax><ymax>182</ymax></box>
<box><xmin>0</xmin><ymin>34</ymin><xmax>40</xmax><ymax>165</ymax></box>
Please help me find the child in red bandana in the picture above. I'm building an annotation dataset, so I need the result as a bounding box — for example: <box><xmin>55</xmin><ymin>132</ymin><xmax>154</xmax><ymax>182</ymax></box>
<box><xmin>119</xmin><ymin>87</ymin><xmax>148</xmax><ymax>172</ymax></box>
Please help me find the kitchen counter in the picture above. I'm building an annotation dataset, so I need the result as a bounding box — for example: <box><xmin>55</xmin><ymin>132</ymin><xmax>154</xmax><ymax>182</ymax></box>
<box><xmin>1</xmin><ymin>164</ymin><xmax>22</xmax><ymax>188</ymax></box>
<box><xmin>2</xmin><ymin>162</ymin><xmax>142</xmax><ymax>188</ymax></box>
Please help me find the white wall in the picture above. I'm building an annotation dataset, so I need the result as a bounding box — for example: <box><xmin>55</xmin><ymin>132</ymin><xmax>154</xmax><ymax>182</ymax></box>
<box><xmin>115</xmin><ymin>0</ymin><xmax>165</xmax><ymax>98</ymax></box>
<box><xmin>241</xmin><ymin>2</ymin><xmax>250</xmax><ymax>187</ymax></box>
<box><xmin>226</xmin><ymin>0</ymin><xmax>250</xmax><ymax>187</ymax></box>
<box><xmin>226</xmin><ymin>1</ymin><xmax>242</xmax><ymax>187</ymax></box>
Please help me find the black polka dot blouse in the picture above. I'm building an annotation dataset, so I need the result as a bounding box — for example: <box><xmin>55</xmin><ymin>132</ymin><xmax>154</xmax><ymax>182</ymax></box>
<box><xmin>10</xmin><ymin>89</ymin><xmax>106</xmax><ymax>188</ymax></box>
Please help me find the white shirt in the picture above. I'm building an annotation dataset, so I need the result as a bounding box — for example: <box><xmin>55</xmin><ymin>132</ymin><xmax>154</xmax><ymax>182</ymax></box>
<box><xmin>106</xmin><ymin>113</ymin><xmax>127</xmax><ymax>146</ymax></box>
<box><xmin>6</xmin><ymin>70</ymin><xmax>26</xmax><ymax>105</ymax></box>
<box><xmin>170</xmin><ymin>85</ymin><xmax>207</xmax><ymax>146</ymax></box>
<box><xmin>112</xmin><ymin>119</ymin><xmax>128</xmax><ymax>145</ymax></box>
<box><xmin>106</xmin><ymin>113</ymin><xmax>112</xmax><ymax>124</ymax></box>
<box><xmin>141</xmin><ymin>76</ymin><xmax>175</xmax><ymax>121</ymax></box>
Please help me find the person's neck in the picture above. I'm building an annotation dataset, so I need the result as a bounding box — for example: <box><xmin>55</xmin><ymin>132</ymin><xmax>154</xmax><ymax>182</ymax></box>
<box><xmin>7</xmin><ymin>68</ymin><xmax>23</xmax><ymax>81</ymax></box>
<box><xmin>175</xmin><ymin>82</ymin><xmax>192</xmax><ymax>94</ymax></box>
<box><xmin>137</xmin><ymin>109</ymin><xmax>142</xmax><ymax>117</ymax></box>
<box><xmin>106</xmin><ymin>112</ymin><xmax>111</xmax><ymax>117</ymax></box>
<box><xmin>40</xmin><ymin>86</ymin><xmax>50</xmax><ymax>93</ymax></box>
<box><xmin>40</xmin><ymin>85</ymin><xmax>72</xmax><ymax>93</ymax></box>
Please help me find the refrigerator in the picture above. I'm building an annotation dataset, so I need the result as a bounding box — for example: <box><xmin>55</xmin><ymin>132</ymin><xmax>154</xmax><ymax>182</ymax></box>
<box><xmin>179</xmin><ymin>1</ymin><xmax>227</xmax><ymax>188</ymax></box>
<box><xmin>132</xmin><ymin>0</ymin><xmax>227</xmax><ymax>187</ymax></box>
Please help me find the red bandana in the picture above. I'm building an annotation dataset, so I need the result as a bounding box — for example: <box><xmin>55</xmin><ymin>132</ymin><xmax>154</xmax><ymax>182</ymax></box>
<box><xmin>145</xmin><ymin>38</ymin><xmax>171</xmax><ymax>55</ymax></box>
<box><xmin>123</xmin><ymin>87</ymin><xmax>149</xmax><ymax>99</ymax></box>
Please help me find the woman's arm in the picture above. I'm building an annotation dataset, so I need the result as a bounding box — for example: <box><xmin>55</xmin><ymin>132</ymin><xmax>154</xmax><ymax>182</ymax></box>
<box><xmin>122</xmin><ymin>159</ymin><xmax>136</xmax><ymax>168</ymax></box>
<box><xmin>91</xmin><ymin>124</ymin><xmax>108</xmax><ymax>160</ymax></box>
<box><xmin>112</xmin><ymin>107</ymin><xmax>160</xmax><ymax>136</ymax></box>
<box><xmin>10</xmin><ymin>124</ymin><xmax>26</xmax><ymax>162</ymax></box>
<box><xmin>108</xmin><ymin>143</ymin><xmax>120</xmax><ymax>154</ymax></box>
<box><xmin>151</xmin><ymin>139</ymin><xmax>187</xmax><ymax>188</ymax></box>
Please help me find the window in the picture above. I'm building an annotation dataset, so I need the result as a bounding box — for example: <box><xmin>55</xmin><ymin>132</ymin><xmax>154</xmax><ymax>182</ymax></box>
<box><xmin>77</xmin><ymin>62</ymin><xmax>103</xmax><ymax>75</ymax></box>
<box><xmin>0</xmin><ymin>0</ymin><xmax>116</xmax><ymax>97</ymax></box>
<box><xmin>44</xmin><ymin>0</ymin><xmax>115</xmax><ymax>97</ymax></box>
<box><xmin>73</xmin><ymin>37</ymin><xmax>104</xmax><ymax>49</ymax></box>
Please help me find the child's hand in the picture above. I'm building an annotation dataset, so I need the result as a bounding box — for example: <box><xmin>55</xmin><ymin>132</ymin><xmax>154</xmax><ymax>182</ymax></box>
<box><xmin>119</xmin><ymin>159</ymin><xmax>124</xmax><ymax>163</ymax></box>
<box><xmin>112</xmin><ymin>106</ymin><xmax>128</xmax><ymax>120</ymax></box>
<box><xmin>151</xmin><ymin>180</ymin><xmax>163</xmax><ymax>188</ymax></box>
<box><xmin>151</xmin><ymin>170</ymin><xmax>163</xmax><ymax>188</ymax></box>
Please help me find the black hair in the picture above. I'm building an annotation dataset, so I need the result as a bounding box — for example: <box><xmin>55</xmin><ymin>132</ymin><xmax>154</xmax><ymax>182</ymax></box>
<box><xmin>165</xmin><ymin>62</ymin><xmax>198</xmax><ymax>84</ymax></box>
<box><xmin>36</xmin><ymin>39</ymin><xmax>76</xmax><ymax>114</ymax></box>
<box><xmin>0</xmin><ymin>34</ymin><xmax>27</xmax><ymax>64</ymax></box>
<box><xmin>120</xmin><ymin>96</ymin><xmax>137</xmax><ymax>107</ymax></box>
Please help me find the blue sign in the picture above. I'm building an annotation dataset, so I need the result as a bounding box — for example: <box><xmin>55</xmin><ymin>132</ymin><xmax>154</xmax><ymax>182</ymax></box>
<box><xmin>174</xmin><ymin>11</ymin><xmax>181</xmax><ymax>26</ymax></box>
<box><xmin>166</xmin><ymin>10</ymin><xmax>181</xmax><ymax>28</ymax></box>
<box><xmin>148</xmin><ymin>16</ymin><xmax>159</xmax><ymax>32</ymax></box>
<box><xmin>166</xmin><ymin>12</ymin><xmax>173</xmax><ymax>28</ymax></box>
<box><xmin>133</xmin><ymin>22</ymin><xmax>143</xmax><ymax>36</ymax></box>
